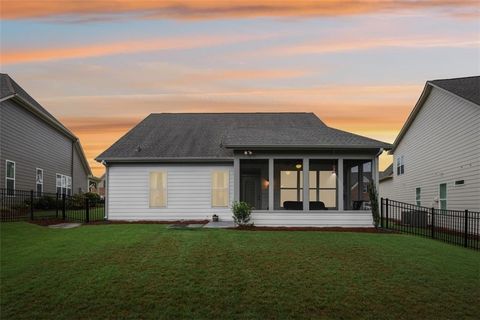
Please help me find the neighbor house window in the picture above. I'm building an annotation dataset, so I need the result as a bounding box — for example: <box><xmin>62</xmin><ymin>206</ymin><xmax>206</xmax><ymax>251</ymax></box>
<box><xmin>416</xmin><ymin>187</ymin><xmax>421</xmax><ymax>206</ymax></box>
<box><xmin>56</xmin><ymin>173</ymin><xmax>72</xmax><ymax>195</ymax></box>
<box><xmin>5</xmin><ymin>160</ymin><xmax>15</xmax><ymax>196</ymax></box>
<box><xmin>150</xmin><ymin>172</ymin><xmax>167</xmax><ymax>208</ymax></box>
<box><xmin>396</xmin><ymin>156</ymin><xmax>404</xmax><ymax>175</ymax></box>
<box><xmin>36</xmin><ymin>168</ymin><xmax>43</xmax><ymax>196</ymax></box>
<box><xmin>439</xmin><ymin>183</ymin><xmax>447</xmax><ymax>210</ymax></box>
<box><xmin>212</xmin><ymin>170</ymin><xmax>229</xmax><ymax>207</ymax></box>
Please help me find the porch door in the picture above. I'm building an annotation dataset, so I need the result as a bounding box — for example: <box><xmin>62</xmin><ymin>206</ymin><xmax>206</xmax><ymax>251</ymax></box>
<box><xmin>241</xmin><ymin>174</ymin><xmax>261</xmax><ymax>209</ymax></box>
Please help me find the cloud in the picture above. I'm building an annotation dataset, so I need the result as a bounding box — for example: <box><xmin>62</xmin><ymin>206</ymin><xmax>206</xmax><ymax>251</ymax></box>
<box><xmin>0</xmin><ymin>33</ymin><xmax>272</xmax><ymax>65</ymax></box>
<box><xmin>2</xmin><ymin>0</ymin><xmax>478</xmax><ymax>21</ymax></box>
<box><xmin>242</xmin><ymin>35</ymin><xmax>480</xmax><ymax>58</ymax></box>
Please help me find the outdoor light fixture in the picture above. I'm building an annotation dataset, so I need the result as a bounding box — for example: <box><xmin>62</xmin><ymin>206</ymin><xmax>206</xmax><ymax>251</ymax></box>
<box><xmin>243</xmin><ymin>150</ymin><xmax>253</xmax><ymax>155</ymax></box>
<box><xmin>295</xmin><ymin>163</ymin><xmax>302</xmax><ymax>169</ymax></box>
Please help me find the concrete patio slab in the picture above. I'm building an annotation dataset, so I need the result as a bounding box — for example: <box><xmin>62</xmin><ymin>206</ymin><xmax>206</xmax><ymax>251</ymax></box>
<box><xmin>203</xmin><ymin>221</ymin><xmax>236</xmax><ymax>229</ymax></box>
<box><xmin>48</xmin><ymin>223</ymin><xmax>82</xmax><ymax>229</ymax></box>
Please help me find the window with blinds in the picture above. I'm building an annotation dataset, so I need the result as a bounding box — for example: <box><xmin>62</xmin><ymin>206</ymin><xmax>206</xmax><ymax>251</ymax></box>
<box><xmin>212</xmin><ymin>171</ymin><xmax>229</xmax><ymax>207</ymax></box>
<box><xmin>150</xmin><ymin>172</ymin><xmax>167</xmax><ymax>208</ymax></box>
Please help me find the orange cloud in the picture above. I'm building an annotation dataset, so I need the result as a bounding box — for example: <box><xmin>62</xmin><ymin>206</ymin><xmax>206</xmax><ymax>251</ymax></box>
<box><xmin>2</xmin><ymin>0</ymin><xmax>478</xmax><ymax>20</ymax></box>
<box><xmin>243</xmin><ymin>36</ymin><xmax>480</xmax><ymax>58</ymax></box>
<box><xmin>0</xmin><ymin>33</ymin><xmax>271</xmax><ymax>65</ymax></box>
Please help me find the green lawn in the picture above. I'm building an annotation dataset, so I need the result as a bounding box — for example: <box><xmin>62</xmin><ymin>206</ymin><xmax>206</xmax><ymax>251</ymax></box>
<box><xmin>1</xmin><ymin>223</ymin><xmax>479</xmax><ymax>319</ymax></box>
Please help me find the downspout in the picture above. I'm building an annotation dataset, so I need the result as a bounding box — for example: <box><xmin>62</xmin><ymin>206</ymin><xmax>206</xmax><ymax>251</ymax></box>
<box><xmin>103</xmin><ymin>161</ymin><xmax>109</xmax><ymax>220</ymax></box>
<box><xmin>71</xmin><ymin>140</ymin><xmax>75</xmax><ymax>193</ymax></box>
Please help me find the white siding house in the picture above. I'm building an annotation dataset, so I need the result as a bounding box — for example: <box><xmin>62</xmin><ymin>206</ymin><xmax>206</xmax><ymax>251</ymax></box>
<box><xmin>98</xmin><ymin>113</ymin><xmax>391</xmax><ymax>227</ymax></box>
<box><xmin>381</xmin><ymin>76</ymin><xmax>480</xmax><ymax>211</ymax></box>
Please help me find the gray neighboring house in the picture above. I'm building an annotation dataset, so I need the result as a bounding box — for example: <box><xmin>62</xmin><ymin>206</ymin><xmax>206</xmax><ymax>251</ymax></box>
<box><xmin>380</xmin><ymin>76</ymin><xmax>480</xmax><ymax>211</ymax></box>
<box><xmin>0</xmin><ymin>73</ymin><xmax>92</xmax><ymax>195</ymax></box>
<box><xmin>97</xmin><ymin>112</ymin><xmax>392</xmax><ymax>227</ymax></box>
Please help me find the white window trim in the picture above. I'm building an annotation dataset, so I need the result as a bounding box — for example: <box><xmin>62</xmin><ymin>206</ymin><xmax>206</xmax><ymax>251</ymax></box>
<box><xmin>56</xmin><ymin>173</ymin><xmax>72</xmax><ymax>195</ymax></box>
<box><xmin>415</xmin><ymin>187</ymin><xmax>421</xmax><ymax>206</ymax></box>
<box><xmin>439</xmin><ymin>183</ymin><xmax>447</xmax><ymax>210</ymax></box>
<box><xmin>5</xmin><ymin>160</ymin><xmax>15</xmax><ymax>196</ymax></box>
<box><xmin>211</xmin><ymin>170</ymin><xmax>230</xmax><ymax>208</ymax></box>
<box><xmin>36</xmin><ymin>168</ymin><xmax>44</xmax><ymax>195</ymax></box>
<box><xmin>149</xmin><ymin>171</ymin><xmax>167</xmax><ymax>208</ymax></box>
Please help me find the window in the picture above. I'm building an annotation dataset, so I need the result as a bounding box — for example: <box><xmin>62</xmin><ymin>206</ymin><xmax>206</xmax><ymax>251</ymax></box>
<box><xmin>5</xmin><ymin>160</ymin><xmax>15</xmax><ymax>196</ymax></box>
<box><xmin>36</xmin><ymin>168</ymin><xmax>43</xmax><ymax>196</ymax></box>
<box><xmin>439</xmin><ymin>183</ymin><xmax>447</xmax><ymax>210</ymax></box>
<box><xmin>150</xmin><ymin>172</ymin><xmax>167</xmax><ymax>207</ymax></box>
<box><xmin>416</xmin><ymin>187</ymin><xmax>421</xmax><ymax>206</ymax></box>
<box><xmin>309</xmin><ymin>160</ymin><xmax>337</xmax><ymax>209</ymax></box>
<box><xmin>396</xmin><ymin>156</ymin><xmax>404</xmax><ymax>175</ymax></box>
<box><xmin>274</xmin><ymin>159</ymin><xmax>303</xmax><ymax>210</ymax></box>
<box><xmin>212</xmin><ymin>171</ymin><xmax>229</xmax><ymax>207</ymax></box>
<box><xmin>56</xmin><ymin>173</ymin><xmax>72</xmax><ymax>195</ymax></box>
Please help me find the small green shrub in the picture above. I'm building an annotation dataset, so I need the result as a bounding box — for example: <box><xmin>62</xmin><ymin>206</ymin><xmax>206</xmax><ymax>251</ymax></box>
<box><xmin>84</xmin><ymin>192</ymin><xmax>101</xmax><ymax>206</ymax></box>
<box><xmin>34</xmin><ymin>196</ymin><xmax>56</xmax><ymax>210</ymax></box>
<box><xmin>232</xmin><ymin>201</ymin><xmax>253</xmax><ymax>226</ymax></box>
<box><xmin>368</xmin><ymin>182</ymin><xmax>380</xmax><ymax>228</ymax></box>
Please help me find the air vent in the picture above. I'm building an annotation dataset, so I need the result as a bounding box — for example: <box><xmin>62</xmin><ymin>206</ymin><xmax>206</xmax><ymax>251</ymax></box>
<box><xmin>454</xmin><ymin>180</ymin><xmax>465</xmax><ymax>186</ymax></box>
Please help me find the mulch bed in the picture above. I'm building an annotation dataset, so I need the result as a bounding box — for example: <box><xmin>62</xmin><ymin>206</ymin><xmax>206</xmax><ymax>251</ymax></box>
<box><xmin>85</xmin><ymin>220</ymin><xmax>209</xmax><ymax>225</ymax></box>
<box><xmin>231</xmin><ymin>226</ymin><xmax>396</xmax><ymax>233</ymax></box>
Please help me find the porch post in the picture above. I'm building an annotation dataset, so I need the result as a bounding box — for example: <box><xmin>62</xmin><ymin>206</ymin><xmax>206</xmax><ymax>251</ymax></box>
<box><xmin>234</xmin><ymin>158</ymin><xmax>240</xmax><ymax>202</ymax></box>
<box><xmin>268</xmin><ymin>158</ymin><xmax>274</xmax><ymax>211</ymax></box>
<box><xmin>338</xmin><ymin>158</ymin><xmax>344</xmax><ymax>211</ymax></box>
<box><xmin>373</xmin><ymin>156</ymin><xmax>380</xmax><ymax>190</ymax></box>
<box><xmin>303</xmin><ymin>158</ymin><xmax>309</xmax><ymax>212</ymax></box>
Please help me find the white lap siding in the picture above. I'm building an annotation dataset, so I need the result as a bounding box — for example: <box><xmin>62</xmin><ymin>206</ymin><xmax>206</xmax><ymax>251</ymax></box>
<box><xmin>108</xmin><ymin>164</ymin><xmax>234</xmax><ymax>221</ymax></box>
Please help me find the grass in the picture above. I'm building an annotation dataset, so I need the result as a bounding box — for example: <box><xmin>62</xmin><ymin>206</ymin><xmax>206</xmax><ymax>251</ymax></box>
<box><xmin>1</xmin><ymin>223</ymin><xmax>479</xmax><ymax>319</ymax></box>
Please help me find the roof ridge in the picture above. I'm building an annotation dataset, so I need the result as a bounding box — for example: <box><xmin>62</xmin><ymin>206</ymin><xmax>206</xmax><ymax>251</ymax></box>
<box><xmin>149</xmin><ymin>112</ymin><xmax>313</xmax><ymax>115</ymax></box>
<box><xmin>428</xmin><ymin>75</ymin><xmax>479</xmax><ymax>83</ymax></box>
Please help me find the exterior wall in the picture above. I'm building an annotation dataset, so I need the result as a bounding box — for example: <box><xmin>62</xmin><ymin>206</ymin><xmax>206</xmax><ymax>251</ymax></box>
<box><xmin>0</xmin><ymin>99</ymin><xmax>73</xmax><ymax>193</ymax></box>
<box><xmin>72</xmin><ymin>144</ymin><xmax>89</xmax><ymax>193</ymax></box>
<box><xmin>107</xmin><ymin>163</ymin><xmax>235</xmax><ymax>221</ymax></box>
<box><xmin>379</xmin><ymin>178</ymin><xmax>394</xmax><ymax>201</ymax></box>
<box><xmin>391</xmin><ymin>87</ymin><xmax>480</xmax><ymax>211</ymax></box>
<box><xmin>107</xmin><ymin>159</ymin><xmax>376</xmax><ymax>227</ymax></box>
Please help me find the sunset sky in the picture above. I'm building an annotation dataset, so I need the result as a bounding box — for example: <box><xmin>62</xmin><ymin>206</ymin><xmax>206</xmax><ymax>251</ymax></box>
<box><xmin>1</xmin><ymin>1</ymin><xmax>479</xmax><ymax>176</ymax></box>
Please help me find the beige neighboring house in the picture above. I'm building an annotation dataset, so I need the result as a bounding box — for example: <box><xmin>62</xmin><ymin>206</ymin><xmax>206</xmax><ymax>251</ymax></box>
<box><xmin>380</xmin><ymin>76</ymin><xmax>480</xmax><ymax>211</ymax></box>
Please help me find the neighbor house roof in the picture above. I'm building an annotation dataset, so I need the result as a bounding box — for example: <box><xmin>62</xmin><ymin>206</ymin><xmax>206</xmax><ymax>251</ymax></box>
<box><xmin>0</xmin><ymin>73</ymin><xmax>92</xmax><ymax>176</ymax></box>
<box><xmin>391</xmin><ymin>76</ymin><xmax>479</xmax><ymax>153</ymax></box>
<box><xmin>97</xmin><ymin>113</ymin><xmax>392</xmax><ymax>162</ymax></box>
<box><xmin>379</xmin><ymin>164</ymin><xmax>393</xmax><ymax>182</ymax></box>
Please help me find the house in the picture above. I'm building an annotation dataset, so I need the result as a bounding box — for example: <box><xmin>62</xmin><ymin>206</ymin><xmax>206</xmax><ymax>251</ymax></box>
<box><xmin>0</xmin><ymin>73</ymin><xmax>92</xmax><ymax>196</ymax></box>
<box><xmin>89</xmin><ymin>174</ymin><xmax>106</xmax><ymax>198</ymax></box>
<box><xmin>379</xmin><ymin>164</ymin><xmax>393</xmax><ymax>201</ymax></box>
<box><xmin>96</xmin><ymin>113</ymin><xmax>391</xmax><ymax>226</ymax></box>
<box><xmin>380</xmin><ymin>76</ymin><xmax>480</xmax><ymax>211</ymax></box>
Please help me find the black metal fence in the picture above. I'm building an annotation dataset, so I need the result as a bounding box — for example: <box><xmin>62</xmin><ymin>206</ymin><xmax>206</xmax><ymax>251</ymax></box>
<box><xmin>0</xmin><ymin>188</ymin><xmax>105</xmax><ymax>223</ymax></box>
<box><xmin>381</xmin><ymin>198</ymin><xmax>479</xmax><ymax>250</ymax></box>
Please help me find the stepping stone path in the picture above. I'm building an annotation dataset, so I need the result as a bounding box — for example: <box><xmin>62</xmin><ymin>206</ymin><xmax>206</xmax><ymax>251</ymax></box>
<box><xmin>48</xmin><ymin>223</ymin><xmax>82</xmax><ymax>229</ymax></box>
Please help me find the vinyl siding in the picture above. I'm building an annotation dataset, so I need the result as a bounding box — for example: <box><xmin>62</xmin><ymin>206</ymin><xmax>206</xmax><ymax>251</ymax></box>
<box><xmin>107</xmin><ymin>163</ymin><xmax>374</xmax><ymax>226</ymax></box>
<box><xmin>391</xmin><ymin>87</ymin><xmax>480</xmax><ymax>211</ymax></box>
<box><xmin>0</xmin><ymin>99</ymin><xmax>73</xmax><ymax>193</ymax></box>
<box><xmin>108</xmin><ymin>164</ymin><xmax>235</xmax><ymax>220</ymax></box>
<box><xmin>379</xmin><ymin>178</ymin><xmax>394</xmax><ymax>201</ymax></box>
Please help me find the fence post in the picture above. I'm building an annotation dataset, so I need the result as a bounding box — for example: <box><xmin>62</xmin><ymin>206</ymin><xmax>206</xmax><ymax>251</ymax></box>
<box><xmin>431</xmin><ymin>207</ymin><xmax>435</xmax><ymax>239</ymax></box>
<box><xmin>464</xmin><ymin>210</ymin><xmax>469</xmax><ymax>248</ymax></box>
<box><xmin>30</xmin><ymin>190</ymin><xmax>34</xmax><ymax>220</ymax></box>
<box><xmin>62</xmin><ymin>194</ymin><xmax>66</xmax><ymax>220</ymax></box>
<box><xmin>85</xmin><ymin>197</ymin><xmax>90</xmax><ymax>223</ymax></box>
<box><xmin>385</xmin><ymin>198</ymin><xmax>389</xmax><ymax>229</ymax></box>
<box><xmin>380</xmin><ymin>198</ymin><xmax>384</xmax><ymax>228</ymax></box>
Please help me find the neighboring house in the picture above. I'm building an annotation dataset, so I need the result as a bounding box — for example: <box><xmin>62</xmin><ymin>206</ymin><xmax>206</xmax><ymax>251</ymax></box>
<box><xmin>0</xmin><ymin>73</ymin><xmax>92</xmax><ymax>196</ymax></box>
<box><xmin>378</xmin><ymin>164</ymin><xmax>393</xmax><ymax>201</ymax></box>
<box><xmin>96</xmin><ymin>113</ymin><xmax>391</xmax><ymax>226</ymax></box>
<box><xmin>97</xmin><ymin>174</ymin><xmax>106</xmax><ymax>198</ymax></box>
<box><xmin>380</xmin><ymin>76</ymin><xmax>480</xmax><ymax>211</ymax></box>
<box><xmin>89</xmin><ymin>176</ymin><xmax>101</xmax><ymax>193</ymax></box>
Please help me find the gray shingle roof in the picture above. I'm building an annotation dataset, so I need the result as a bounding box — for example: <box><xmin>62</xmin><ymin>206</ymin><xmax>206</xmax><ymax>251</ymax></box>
<box><xmin>379</xmin><ymin>164</ymin><xmax>393</xmax><ymax>181</ymax></box>
<box><xmin>429</xmin><ymin>76</ymin><xmax>480</xmax><ymax>106</ymax></box>
<box><xmin>97</xmin><ymin>113</ymin><xmax>392</xmax><ymax>161</ymax></box>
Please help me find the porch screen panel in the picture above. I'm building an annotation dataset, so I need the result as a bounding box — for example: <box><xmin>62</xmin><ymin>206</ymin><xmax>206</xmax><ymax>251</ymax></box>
<box><xmin>309</xmin><ymin>160</ymin><xmax>337</xmax><ymax>210</ymax></box>
<box><xmin>343</xmin><ymin>160</ymin><xmax>372</xmax><ymax>210</ymax></box>
<box><xmin>150</xmin><ymin>172</ymin><xmax>167</xmax><ymax>208</ymax></box>
<box><xmin>212</xmin><ymin>171</ymin><xmax>229</xmax><ymax>207</ymax></box>
<box><xmin>274</xmin><ymin>159</ymin><xmax>303</xmax><ymax>210</ymax></box>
